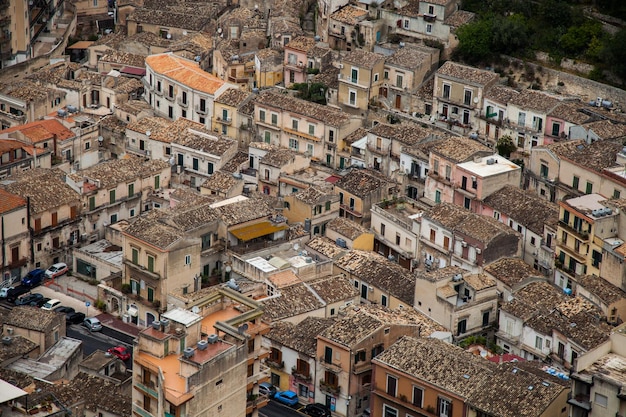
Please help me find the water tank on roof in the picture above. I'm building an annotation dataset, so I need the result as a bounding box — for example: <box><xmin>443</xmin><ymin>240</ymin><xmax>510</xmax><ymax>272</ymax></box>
<box><xmin>602</xmin><ymin>100</ymin><xmax>613</xmax><ymax>109</ymax></box>
<box><xmin>314</xmin><ymin>35</ymin><xmax>321</xmax><ymax>42</ymax></box>
<box><xmin>486</xmin><ymin>158</ymin><xmax>495</xmax><ymax>165</ymax></box>
<box><xmin>57</xmin><ymin>109</ymin><xmax>67</xmax><ymax>117</ymax></box>
<box><xmin>197</xmin><ymin>340</ymin><xmax>208</xmax><ymax>350</ymax></box>
<box><xmin>208</xmin><ymin>334</ymin><xmax>219</xmax><ymax>344</ymax></box>
<box><xmin>563</xmin><ymin>288</ymin><xmax>573</xmax><ymax>296</ymax></box>
<box><xmin>336</xmin><ymin>238</ymin><xmax>347</xmax><ymax>248</ymax></box>
<box><xmin>67</xmin><ymin>105</ymin><xmax>78</xmax><ymax>113</ymax></box>
<box><xmin>152</xmin><ymin>320</ymin><xmax>161</xmax><ymax>330</ymax></box>
<box><xmin>304</xmin><ymin>218</ymin><xmax>311</xmax><ymax>232</ymax></box>
<box><xmin>469</xmin><ymin>132</ymin><xmax>478</xmax><ymax>140</ymax></box>
<box><xmin>183</xmin><ymin>347</ymin><xmax>195</xmax><ymax>358</ymax></box>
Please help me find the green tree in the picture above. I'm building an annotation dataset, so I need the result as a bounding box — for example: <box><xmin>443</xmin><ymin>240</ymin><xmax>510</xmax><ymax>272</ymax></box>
<box><xmin>491</xmin><ymin>14</ymin><xmax>529</xmax><ymax>54</ymax></box>
<box><xmin>455</xmin><ymin>18</ymin><xmax>494</xmax><ymax>64</ymax></box>
<box><xmin>604</xmin><ymin>29</ymin><xmax>626</xmax><ymax>82</ymax></box>
<box><xmin>496</xmin><ymin>135</ymin><xmax>516</xmax><ymax>158</ymax></box>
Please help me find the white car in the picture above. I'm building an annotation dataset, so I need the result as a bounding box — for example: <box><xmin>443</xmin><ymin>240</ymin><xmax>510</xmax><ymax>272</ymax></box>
<box><xmin>45</xmin><ymin>263</ymin><xmax>68</xmax><ymax>279</ymax></box>
<box><xmin>0</xmin><ymin>286</ymin><xmax>15</xmax><ymax>298</ymax></box>
<box><xmin>41</xmin><ymin>299</ymin><xmax>62</xmax><ymax>311</ymax></box>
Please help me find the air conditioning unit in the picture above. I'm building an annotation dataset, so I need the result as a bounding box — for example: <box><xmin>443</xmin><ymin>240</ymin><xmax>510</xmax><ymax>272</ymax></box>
<box><xmin>475</xmin><ymin>248</ymin><xmax>482</xmax><ymax>254</ymax></box>
<box><xmin>339</xmin><ymin>64</ymin><xmax>344</xmax><ymax>69</ymax></box>
<box><xmin>461</xmin><ymin>241</ymin><xmax>467</xmax><ymax>247</ymax></box>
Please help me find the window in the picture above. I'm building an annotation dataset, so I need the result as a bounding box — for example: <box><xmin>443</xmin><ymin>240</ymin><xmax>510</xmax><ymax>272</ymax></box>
<box><xmin>457</xmin><ymin>319</ymin><xmax>466</xmax><ymax>334</ymax></box>
<box><xmin>614</xmin><ymin>189</ymin><xmax>621</xmax><ymax>199</ymax></box>
<box><xmin>383</xmin><ymin>404</ymin><xmax>398</xmax><ymax>417</ymax></box>
<box><xmin>530</xmin><ymin>236</ymin><xmax>536</xmax><ymax>246</ymax></box>
<box><xmin>572</xmin><ymin>176</ymin><xmax>579</xmax><ymax>189</ymax></box>
<box><xmin>374</xmin><ymin>73</ymin><xmax>379</xmax><ymax>82</ymax></box>
<box><xmin>328</xmin><ymin>130</ymin><xmax>335</xmax><ymax>142</ymax></box>
<box><xmin>128</xmin><ymin>183</ymin><xmax>134</xmax><ymax>197</ymax></box>
<box><xmin>308</xmin><ymin>143</ymin><xmax>314</xmax><ymax>155</ymax></box>
<box><xmin>182</xmin><ymin>91</ymin><xmax>187</xmax><ymax>104</ymax></box>
<box><xmin>192</xmin><ymin>158</ymin><xmax>199</xmax><ymax>171</ymax></box>
<box><xmin>349</xmin><ymin>89</ymin><xmax>357</xmax><ymax>106</ymax></box>
<box><xmin>386</xmin><ymin>375</ymin><xmax>398</xmax><ymax>396</ymax></box>
<box><xmin>147</xmin><ymin>255</ymin><xmax>155</xmax><ymax>272</ymax></box>
<box><xmin>308</xmin><ymin>124</ymin><xmax>315</xmax><ymax>135</ymax></box>
<box><xmin>207</xmin><ymin>162</ymin><xmax>214</xmax><ymax>174</ymax></box>
<box><xmin>438</xmin><ymin>398</ymin><xmax>452</xmax><ymax>417</ymax></box>
<box><xmin>264</xmin><ymin>131</ymin><xmax>271</xmax><ymax>143</ymax></box>
<box><xmin>442</xmin><ymin>84</ymin><xmax>450</xmax><ymax>99</ymax></box>
<box><xmin>482</xmin><ymin>310</ymin><xmax>490</xmax><ymax>327</ymax></box>
<box><xmin>185</xmin><ymin>255</ymin><xmax>191</xmax><ymax>265</ymax></box>
<box><xmin>395</xmin><ymin>233</ymin><xmax>400</xmax><ymax>245</ymax></box>
<box><xmin>443</xmin><ymin>235</ymin><xmax>450</xmax><ymax>249</ymax></box>
<box><xmin>540</xmin><ymin>164</ymin><xmax>549</xmax><ymax>178</ymax></box>
<box><xmin>132</xmin><ymin>248</ymin><xmax>139</xmax><ymax>264</ymax></box>
<box><xmin>154</xmin><ymin>175</ymin><xmax>160</xmax><ymax>189</ymax></box>
<box><xmin>292</xmin><ymin>119</ymin><xmax>299</xmax><ymax>130</ymax></box>
<box><xmin>349</xmin><ymin>197</ymin><xmax>355</xmax><ymax>209</ymax></box>
<box><xmin>199</xmin><ymin>98</ymin><xmax>206</xmax><ymax>112</ymax></box>
<box><xmin>426</xmin><ymin>23</ymin><xmax>432</xmax><ymax>33</ymax></box>
<box><xmin>157</xmin><ymin>81</ymin><xmax>162</xmax><ymax>92</ymax></box>
<box><xmin>396</xmin><ymin>74</ymin><xmax>403</xmax><ymax>88</ymax></box>
<box><xmin>147</xmin><ymin>287</ymin><xmax>154</xmax><ymax>302</ymax></box>
<box><xmin>403</xmin><ymin>19</ymin><xmax>409</xmax><ymax>29</ymax></box>
<box><xmin>289</xmin><ymin>138</ymin><xmax>299</xmax><ymax>150</ymax></box>
<box><xmin>85</xmin><ymin>141</ymin><xmax>91</xmax><ymax>150</ymax></box>
<box><xmin>380</xmin><ymin>223</ymin><xmax>386</xmax><ymax>236</ymax></box>
<box><xmin>271</xmin><ymin>113</ymin><xmax>278</xmax><ymax>125</ymax></box>
<box><xmin>89</xmin><ymin>196</ymin><xmax>96</xmax><ymax>211</ymax></box>
<box><xmin>351</xmin><ymin>67</ymin><xmax>358</xmax><ymax>83</ymax></box>
<box><xmin>259</xmin><ymin>109</ymin><xmax>266</xmax><ymax>122</ymax></box>
<box><xmin>109</xmin><ymin>190</ymin><xmax>115</xmax><ymax>204</ymax></box>
<box><xmin>325</xmin><ymin>201</ymin><xmax>331</xmax><ymax>211</ymax></box>
<box><xmin>324</xmin><ymin>346</ymin><xmax>333</xmax><ymax>363</ymax></box>
<box><xmin>354</xmin><ymin>350</ymin><xmax>366</xmax><ymax>364</ymax></box>
<box><xmin>464</xmin><ymin>197</ymin><xmax>470</xmax><ymax>209</ymax></box>
<box><xmin>535</xmin><ymin>336</ymin><xmax>543</xmax><ymax>350</ymax></box>
<box><xmin>585</xmin><ymin>181</ymin><xmax>593</xmax><ymax>194</ymax></box>
<box><xmin>381</xmin><ymin>294</ymin><xmax>388</xmax><ymax>306</ymax></box>
<box><xmin>412</xmin><ymin>386</ymin><xmax>423</xmax><ymax>407</ymax></box>
<box><xmin>595</xmin><ymin>393</ymin><xmax>608</xmax><ymax>408</ymax></box>
<box><xmin>384</xmin><ymin>70</ymin><xmax>389</xmax><ymax>80</ymax></box>
<box><xmin>518</xmin><ymin>112</ymin><xmax>526</xmax><ymax>126</ymax></box>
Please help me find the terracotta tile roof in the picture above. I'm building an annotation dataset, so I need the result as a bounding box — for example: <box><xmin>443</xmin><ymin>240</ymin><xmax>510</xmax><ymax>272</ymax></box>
<box><xmin>525</xmin><ymin>308</ymin><xmax>610</xmax><ymax>350</ymax></box>
<box><xmin>584</xmin><ymin>119</ymin><xmax>626</xmax><ymax>140</ymax></box>
<box><xmin>215</xmin><ymin>88</ymin><xmax>251</xmax><ymax>107</ymax></box>
<box><xmin>123</xmin><ymin>209</ymin><xmax>183</xmax><ymax>249</ymax></box>
<box><xmin>67</xmin><ymin>157</ymin><xmax>169</xmax><ymax>190</ymax></box>
<box><xmin>6</xmin><ymin>306</ymin><xmax>62</xmax><ymax>332</ymax></box>
<box><xmin>100</xmin><ymin>115</ymin><xmax>127</xmax><ymax>134</ymax></box>
<box><xmin>255</xmin><ymin>90</ymin><xmax>351</xmax><ymax>127</ymax></box>
<box><xmin>485</xmin><ymin>85</ymin><xmax>517</xmax><ymax>104</ymax></box>
<box><xmin>500</xmin><ymin>281</ymin><xmax>576</xmax><ymax>320</ymax></box>
<box><xmin>330</xmin><ymin>5</ymin><xmax>368</xmax><ymax>25</ymax></box>
<box><xmin>343</xmin><ymin>127</ymin><xmax>368</xmax><ymax>145</ymax></box>
<box><xmin>397</xmin><ymin>1</ymin><xmax>421</xmax><ymax>18</ymax></box>
<box><xmin>99</xmin><ymin>50</ymin><xmax>146</xmax><ymax>68</ymax></box>
<box><xmin>115</xmin><ymin>99</ymin><xmax>153</xmax><ymax>115</ymax></box>
<box><xmin>1</xmin><ymin>119</ymin><xmax>74</xmax><ymax>143</ymax></box>
<box><xmin>385</xmin><ymin>46</ymin><xmax>431</xmax><ymax>69</ymax></box>
<box><xmin>425</xmin><ymin>202</ymin><xmax>518</xmax><ymax>244</ymax></box>
<box><xmin>311</xmin><ymin>65</ymin><xmax>340</xmax><ymax>89</ymax></box>
<box><xmin>213</xmin><ymin>196</ymin><xmax>275</xmax><ymax>226</ymax></box>
<box><xmin>334</xmin><ymin>250</ymin><xmax>415</xmax><ymax>304</ymax></box>
<box><xmin>308</xmin><ymin>274</ymin><xmax>359</xmax><ymax>304</ymax></box>
<box><xmin>374</xmin><ymin>336</ymin><xmax>496</xmax><ymax>397</ymax></box>
<box><xmin>2</xmin><ymin>168</ymin><xmax>80</xmax><ymax>214</ymax></box>
<box><xmin>369</xmin><ymin>122</ymin><xmax>436</xmax><ymax>146</ymax></box>
<box><xmin>343</xmin><ymin>49</ymin><xmax>385</xmax><ymax>69</ymax></box>
<box><xmin>547</xmin><ymin>139</ymin><xmax>622</xmax><ymax>172</ymax></box>
<box><xmin>483</xmin><ymin>185</ymin><xmax>559</xmax><ymax>234</ymax></box>
<box><xmin>201</xmin><ymin>171</ymin><xmax>240</xmax><ymax>193</ymax></box>
<box><xmin>173</xmin><ymin>130</ymin><xmax>236</xmax><ymax>157</ymax></box>
<box><xmin>430</xmin><ymin>136</ymin><xmax>492</xmax><ymax>162</ymax></box>
<box><xmin>334</xmin><ymin>169</ymin><xmax>396</xmax><ymax>199</ymax></box>
<box><xmin>326</xmin><ymin>217</ymin><xmax>370</xmax><ymax>240</ymax></box>
<box><xmin>468</xmin><ymin>362</ymin><xmax>568</xmax><ymax>417</ymax></box>
<box><xmin>415</xmin><ymin>265</ymin><xmax>466</xmax><ymax>282</ymax></box>
<box><xmin>484</xmin><ymin>258</ymin><xmax>542</xmax><ymax>288</ymax></box>
<box><xmin>306</xmin><ymin>236</ymin><xmax>349</xmax><ymax>259</ymax></box>
<box><xmin>146</xmin><ymin>53</ymin><xmax>227</xmax><ymax>95</ymax></box>
<box><xmin>436</xmin><ymin>61</ymin><xmax>499</xmax><ymax>86</ymax></box>
<box><xmin>293</xmin><ymin>186</ymin><xmax>337</xmax><ymax>205</ymax></box>
<box><xmin>549</xmin><ymin>101</ymin><xmax>594</xmax><ymax>124</ymax></box>
<box><xmin>285</xmin><ymin>36</ymin><xmax>317</xmax><ymax>53</ymax></box>
<box><xmin>220</xmin><ymin>151</ymin><xmax>249</xmax><ymax>173</ymax></box>
<box><xmin>0</xmin><ymin>189</ymin><xmax>26</xmax><ymax>214</ymax></box>
<box><xmin>262</xmin><ymin>281</ymin><xmax>326</xmax><ymax>322</ymax></box>
<box><xmin>128</xmin><ymin>6</ymin><xmax>216</xmax><ymax>31</ymax></box>
<box><xmin>577</xmin><ymin>274</ymin><xmax>626</xmax><ymax>306</ymax></box>
<box><xmin>125</xmin><ymin>116</ymin><xmax>172</xmax><ymax>137</ymax></box>
<box><xmin>509</xmin><ymin>89</ymin><xmax>561</xmax><ymax>114</ymax></box>
<box><xmin>0</xmin><ymin>335</ymin><xmax>38</xmax><ymax>363</ymax></box>
<box><xmin>260</xmin><ymin>147</ymin><xmax>299</xmax><ymax>168</ymax></box>
<box><xmin>463</xmin><ymin>273</ymin><xmax>496</xmax><ymax>291</ymax></box>
<box><xmin>321</xmin><ymin>305</ymin><xmax>445</xmax><ymax>347</ymax></box>
<box><xmin>444</xmin><ymin>9</ymin><xmax>475</xmax><ymax>28</ymax></box>
<box><xmin>0</xmin><ymin>80</ymin><xmax>64</xmax><ymax>103</ymax></box>
<box><xmin>266</xmin><ymin>317</ymin><xmax>335</xmax><ymax>357</ymax></box>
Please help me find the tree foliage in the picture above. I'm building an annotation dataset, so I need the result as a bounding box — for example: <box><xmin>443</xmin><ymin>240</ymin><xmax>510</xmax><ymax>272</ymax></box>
<box><xmin>496</xmin><ymin>135</ymin><xmax>516</xmax><ymax>158</ymax></box>
<box><xmin>290</xmin><ymin>82</ymin><xmax>328</xmax><ymax>105</ymax></box>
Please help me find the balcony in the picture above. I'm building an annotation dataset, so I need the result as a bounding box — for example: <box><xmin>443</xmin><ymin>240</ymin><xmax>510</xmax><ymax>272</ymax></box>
<box><xmin>495</xmin><ymin>330</ymin><xmax>519</xmax><ymax>344</ymax></box>
<box><xmin>567</xmin><ymin>393</ymin><xmax>591</xmax><ymax>411</ymax></box>
<box><xmin>133</xmin><ymin>404</ymin><xmax>156</xmax><ymax>417</ymax></box>
<box><xmin>124</xmin><ymin>259</ymin><xmax>161</xmax><ymax>280</ymax></box>
<box><xmin>164</xmin><ymin>93</ymin><xmax>174</xmax><ymax>102</ymax></box>
<box><xmin>319</xmin><ymin>356</ymin><xmax>343</xmax><ymax>373</ymax></box>
<box><xmin>135</xmin><ymin>380</ymin><xmax>158</xmax><ymax>398</ymax></box>
<box><xmin>423</xmin><ymin>13</ymin><xmax>436</xmax><ymax>22</ymax></box>
<box><xmin>353</xmin><ymin>361</ymin><xmax>371</xmax><ymax>374</ymax></box>
<box><xmin>217</xmin><ymin>116</ymin><xmax>232</xmax><ymax>125</ymax></box>
<box><xmin>266</xmin><ymin>359</ymin><xmax>284</xmax><ymax>370</ymax></box>
<box><xmin>340</xmin><ymin>204</ymin><xmax>363</xmax><ymax>218</ymax></box>
<box><xmin>195</xmin><ymin>104</ymin><xmax>207</xmax><ymax>115</ymax></box>
<box><xmin>284</xmin><ymin>61</ymin><xmax>305</xmax><ymax>71</ymax></box>
<box><xmin>366</xmin><ymin>143</ymin><xmax>390</xmax><ymax>156</ymax></box>
<box><xmin>246</xmin><ymin>394</ymin><xmax>269</xmax><ymax>414</ymax></box>
<box><xmin>177</xmin><ymin>97</ymin><xmax>188</xmax><ymax>108</ymax></box>
<box><xmin>228</xmin><ymin>74</ymin><xmax>251</xmax><ymax>84</ymax></box>
<box><xmin>292</xmin><ymin>367</ymin><xmax>312</xmax><ymax>382</ymax></box>
<box><xmin>319</xmin><ymin>379</ymin><xmax>340</xmax><ymax>395</ymax></box>
<box><xmin>558</xmin><ymin>220</ymin><xmax>590</xmax><ymax>242</ymax></box>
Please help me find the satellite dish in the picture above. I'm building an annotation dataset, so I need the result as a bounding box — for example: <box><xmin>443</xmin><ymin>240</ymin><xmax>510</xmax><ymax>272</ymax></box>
<box><xmin>166</xmin><ymin>33</ymin><xmax>172</xmax><ymax>39</ymax></box>
<box><xmin>191</xmin><ymin>306</ymin><xmax>200</xmax><ymax>314</ymax></box>
<box><xmin>146</xmin><ymin>130</ymin><xmax>151</xmax><ymax>137</ymax></box>
<box><xmin>182</xmin><ymin>30</ymin><xmax>188</xmax><ymax>36</ymax></box>
<box><xmin>97</xmin><ymin>136</ymin><xmax>103</xmax><ymax>143</ymax></box>
<box><xmin>217</xmin><ymin>27</ymin><xmax>222</xmax><ymax>34</ymax></box>
<box><xmin>237</xmin><ymin>323</ymin><xmax>249</xmax><ymax>334</ymax></box>
<box><xmin>473</xmin><ymin>97</ymin><xmax>479</xmax><ymax>103</ymax></box>
<box><xmin>507</xmin><ymin>295</ymin><xmax>514</xmax><ymax>302</ymax></box>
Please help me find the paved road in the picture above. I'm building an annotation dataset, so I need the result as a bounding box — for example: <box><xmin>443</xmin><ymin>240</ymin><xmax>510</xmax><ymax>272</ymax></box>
<box><xmin>260</xmin><ymin>400</ymin><xmax>307</xmax><ymax>417</ymax></box>
<box><xmin>67</xmin><ymin>324</ymin><xmax>133</xmax><ymax>368</ymax></box>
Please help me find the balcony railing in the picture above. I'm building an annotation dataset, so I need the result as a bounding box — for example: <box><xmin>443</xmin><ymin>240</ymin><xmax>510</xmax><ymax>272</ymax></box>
<box><xmin>135</xmin><ymin>380</ymin><xmax>158</xmax><ymax>398</ymax></box>
<box><xmin>195</xmin><ymin>104</ymin><xmax>208</xmax><ymax>115</ymax></box>
<box><xmin>177</xmin><ymin>97</ymin><xmax>188</xmax><ymax>107</ymax></box>
<box><xmin>217</xmin><ymin>116</ymin><xmax>232</xmax><ymax>125</ymax></box>
<box><xmin>291</xmin><ymin>367</ymin><xmax>312</xmax><ymax>382</ymax></box>
<box><xmin>319</xmin><ymin>356</ymin><xmax>343</xmax><ymax>373</ymax></box>
<box><xmin>319</xmin><ymin>379</ymin><xmax>340</xmax><ymax>395</ymax></box>
<box><xmin>567</xmin><ymin>392</ymin><xmax>591</xmax><ymax>411</ymax></box>
<box><xmin>558</xmin><ymin>220</ymin><xmax>589</xmax><ymax>242</ymax></box>
<box><xmin>133</xmin><ymin>404</ymin><xmax>156</xmax><ymax>417</ymax></box>
<box><xmin>266</xmin><ymin>359</ymin><xmax>284</xmax><ymax>370</ymax></box>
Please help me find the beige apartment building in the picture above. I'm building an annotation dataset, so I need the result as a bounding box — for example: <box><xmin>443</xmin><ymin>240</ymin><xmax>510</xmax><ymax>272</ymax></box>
<box><xmin>0</xmin><ymin>189</ymin><xmax>29</xmax><ymax>281</ymax></box>
<box><xmin>338</xmin><ymin>50</ymin><xmax>385</xmax><ymax>113</ymax></box>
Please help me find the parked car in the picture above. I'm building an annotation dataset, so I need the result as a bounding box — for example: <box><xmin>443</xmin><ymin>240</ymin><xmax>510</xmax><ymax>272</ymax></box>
<box><xmin>0</xmin><ymin>286</ymin><xmax>15</xmax><ymax>299</ymax></box>
<box><xmin>21</xmin><ymin>269</ymin><xmax>45</xmax><ymax>287</ymax></box>
<box><xmin>107</xmin><ymin>346</ymin><xmax>131</xmax><ymax>361</ymax></box>
<box><xmin>44</xmin><ymin>263</ymin><xmax>68</xmax><ymax>279</ymax></box>
<box><xmin>34</xmin><ymin>297</ymin><xmax>51</xmax><ymax>308</ymax></box>
<box><xmin>66</xmin><ymin>312</ymin><xmax>86</xmax><ymax>324</ymax></box>
<box><xmin>274</xmin><ymin>390</ymin><xmax>299</xmax><ymax>407</ymax></box>
<box><xmin>54</xmin><ymin>306</ymin><xmax>75</xmax><ymax>315</ymax></box>
<box><xmin>15</xmin><ymin>293</ymin><xmax>44</xmax><ymax>306</ymax></box>
<box><xmin>83</xmin><ymin>317</ymin><xmax>102</xmax><ymax>332</ymax></box>
<box><xmin>259</xmin><ymin>382</ymin><xmax>277</xmax><ymax>398</ymax></box>
<box><xmin>6</xmin><ymin>286</ymin><xmax>29</xmax><ymax>303</ymax></box>
<box><xmin>41</xmin><ymin>299</ymin><xmax>62</xmax><ymax>311</ymax></box>
<box><xmin>303</xmin><ymin>403</ymin><xmax>332</xmax><ymax>417</ymax></box>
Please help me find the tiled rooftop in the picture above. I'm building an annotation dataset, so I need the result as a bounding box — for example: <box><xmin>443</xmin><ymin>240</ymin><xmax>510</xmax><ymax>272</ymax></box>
<box><xmin>123</xmin><ymin>209</ymin><xmax>183</xmax><ymax>249</ymax></box>
<box><xmin>173</xmin><ymin>130</ymin><xmax>236</xmax><ymax>156</ymax></box>
<box><xmin>342</xmin><ymin>49</ymin><xmax>384</xmax><ymax>69</ymax></box>
<box><xmin>585</xmin><ymin>119</ymin><xmax>626</xmax><ymax>140</ymax></box>
<box><xmin>285</xmin><ymin>36</ymin><xmax>317</xmax><ymax>52</ymax></box>
<box><xmin>306</xmin><ymin>236</ymin><xmax>349</xmax><ymax>259</ymax></box>
<box><xmin>260</xmin><ymin>147</ymin><xmax>299</xmax><ymax>168</ymax></box>
<box><xmin>334</xmin><ymin>168</ymin><xmax>395</xmax><ymax>199</ymax></box>
<box><xmin>2</xmin><ymin>168</ymin><xmax>80</xmax><ymax>214</ymax></box>
<box><xmin>125</xmin><ymin>116</ymin><xmax>172</xmax><ymax>137</ymax></box>
<box><xmin>146</xmin><ymin>53</ymin><xmax>227</xmax><ymax>95</ymax></box>
<box><xmin>436</xmin><ymin>61</ymin><xmax>499</xmax><ymax>86</ymax></box>
<box><xmin>577</xmin><ymin>274</ymin><xmax>626</xmax><ymax>306</ymax></box>
<box><xmin>525</xmin><ymin>308</ymin><xmax>610</xmax><ymax>350</ymax></box>
<box><xmin>293</xmin><ymin>186</ymin><xmax>337</xmax><ymax>205</ymax></box>
<box><xmin>220</xmin><ymin>151</ymin><xmax>249</xmax><ymax>173</ymax></box>
<box><xmin>0</xmin><ymin>189</ymin><xmax>26</xmax><ymax>214</ymax></box>
<box><xmin>326</xmin><ymin>217</ymin><xmax>370</xmax><ymax>241</ymax></box>
<box><xmin>311</xmin><ymin>65</ymin><xmax>340</xmax><ymax>89</ymax></box>
<box><xmin>374</xmin><ymin>336</ymin><xmax>495</xmax><ymax>397</ymax></box>
<box><xmin>128</xmin><ymin>6</ymin><xmax>216</xmax><ymax>31</ymax></box>
<box><xmin>385</xmin><ymin>46</ymin><xmax>431</xmax><ymax>70</ymax></box>
<box><xmin>483</xmin><ymin>185</ymin><xmax>559</xmax><ymax>234</ymax></box>
<box><xmin>509</xmin><ymin>89</ymin><xmax>561</xmax><ymax>114</ymax></box>
<box><xmin>547</xmin><ymin>139</ymin><xmax>622</xmax><ymax>173</ymax></box>
<box><xmin>0</xmin><ymin>335</ymin><xmax>38</xmax><ymax>363</ymax></box>
<box><xmin>201</xmin><ymin>171</ymin><xmax>241</xmax><ymax>193</ymax></box>
<box><xmin>308</xmin><ymin>274</ymin><xmax>359</xmax><ymax>303</ymax></box>
<box><xmin>5</xmin><ymin>306</ymin><xmax>61</xmax><ymax>332</ymax></box>
<box><xmin>262</xmin><ymin>281</ymin><xmax>326</xmax><ymax>322</ymax></box>
<box><xmin>484</xmin><ymin>84</ymin><xmax>517</xmax><ymax>104</ymax></box>
<box><xmin>500</xmin><ymin>281</ymin><xmax>574</xmax><ymax>320</ymax></box>
<box><xmin>67</xmin><ymin>156</ymin><xmax>169</xmax><ymax>190</ymax></box>
<box><xmin>321</xmin><ymin>304</ymin><xmax>444</xmax><ymax>347</ymax></box>
<box><xmin>115</xmin><ymin>99</ymin><xmax>153</xmax><ymax>115</ymax></box>
<box><xmin>330</xmin><ymin>5</ymin><xmax>368</xmax><ymax>25</ymax></box>
<box><xmin>484</xmin><ymin>258</ymin><xmax>542</xmax><ymax>288</ymax></box>
<box><xmin>463</xmin><ymin>273</ymin><xmax>496</xmax><ymax>291</ymax></box>
<box><xmin>576</xmin><ymin>353</ymin><xmax>626</xmax><ymax>388</ymax></box>
<box><xmin>431</xmin><ymin>136</ymin><xmax>491</xmax><ymax>162</ymax></box>
<box><xmin>215</xmin><ymin>88</ymin><xmax>251</xmax><ymax>107</ymax></box>
<box><xmin>334</xmin><ymin>250</ymin><xmax>415</xmax><ymax>304</ymax></box>
<box><xmin>212</xmin><ymin>196</ymin><xmax>275</xmax><ymax>226</ymax></box>
<box><xmin>266</xmin><ymin>317</ymin><xmax>335</xmax><ymax>357</ymax></box>
<box><xmin>0</xmin><ymin>119</ymin><xmax>74</xmax><ymax>143</ymax></box>
<box><xmin>0</xmin><ymin>80</ymin><xmax>64</xmax><ymax>103</ymax></box>
<box><xmin>255</xmin><ymin>90</ymin><xmax>351</xmax><ymax>126</ymax></box>
<box><xmin>549</xmin><ymin>101</ymin><xmax>594</xmax><ymax>124</ymax></box>
<box><xmin>444</xmin><ymin>9</ymin><xmax>475</xmax><ymax>28</ymax></box>
<box><xmin>415</xmin><ymin>265</ymin><xmax>466</xmax><ymax>282</ymax></box>
<box><xmin>99</xmin><ymin>50</ymin><xmax>146</xmax><ymax>68</ymax></box>
<box><xmin>369</xmin><ymin>122</ymin><xmax>436</xmax><ymax>146</ymax></box>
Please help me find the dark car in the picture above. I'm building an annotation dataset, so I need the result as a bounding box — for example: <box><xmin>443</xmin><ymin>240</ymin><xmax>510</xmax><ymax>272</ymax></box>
<box><xmin>6</xmin><ymin>286</ymin><xmax>30</xmax><ymax>303</ymax></box>
<box><xmin>54</xmin><ymin>306</ymin><xmax>75</xmax><ymax>314</ymax></box>
<box><xmin>15</xmin><ymin>293</ymin><xmax>44</xmax><ymax>306</ymax></box>
<box><xmin>34</xmin><ymin>297</ymin><xmax>51</xmax><ymax>308</ymax></box>
<box><xmin>304</xmin><ymin>403</ymin><xmax>331</xmax><ymax>417</ymax></box>
<box><xmin>66</xmin><ymin>312</ymin><xmax>86</xmax><ymax>324</ymax></box>
<box><xmin>21</xmin><ymin>269</ymin><xmax>45</xmax><ymax>287</ymax></box>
